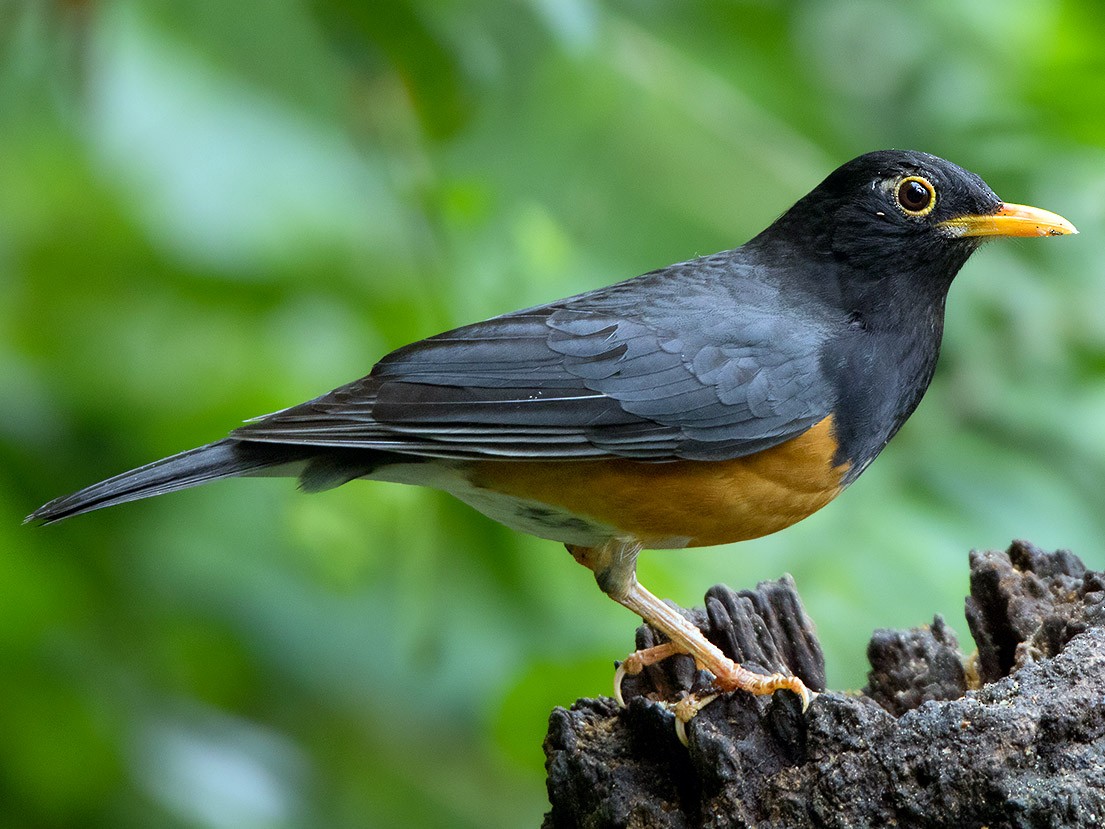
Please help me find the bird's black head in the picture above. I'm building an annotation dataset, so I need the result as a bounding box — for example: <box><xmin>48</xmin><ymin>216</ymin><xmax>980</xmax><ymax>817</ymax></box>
<box><xmin>755</xmin><ymin>149</ymin><xmax>1076</xmax><ymax>302</ymax></box>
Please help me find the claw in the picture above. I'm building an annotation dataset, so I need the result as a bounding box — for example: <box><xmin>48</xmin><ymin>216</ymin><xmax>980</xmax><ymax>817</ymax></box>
<box><xmin>672</xmin><ymin>692</ymin><xmax>719</xmax><ymax>745</ymax></box>
<box><xmin>652</xmin><ymin>698</ymin><xmax>694</xmax><ymax>747</ymax></box>
<box><xmin>613</xmin><ymin>661</ymin><xmax>628</xmax><ymax>708</ymax></box>
<box><xmin>612</xmin><ymin>641</ymin><xmax>681</xmax><ymax>708</ymax></box>
<box><xmin>798</xmin><ymin>685</ymin><xmax>818</xmax><ymax>713</ymax></box>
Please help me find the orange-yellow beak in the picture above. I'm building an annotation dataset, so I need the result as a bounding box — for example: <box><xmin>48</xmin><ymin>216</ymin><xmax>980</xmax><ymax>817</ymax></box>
<box><xmin>939</xmin><ymin>202</ymin><xmax>1078</xmax><ymax>238</ymax></box>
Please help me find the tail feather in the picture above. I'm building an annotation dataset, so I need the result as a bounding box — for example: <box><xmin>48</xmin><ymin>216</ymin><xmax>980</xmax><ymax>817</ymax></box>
<box><xmin>25</xmin><ymin>439</ymin><xmax>315</xmax><ymax>525</ymax></box>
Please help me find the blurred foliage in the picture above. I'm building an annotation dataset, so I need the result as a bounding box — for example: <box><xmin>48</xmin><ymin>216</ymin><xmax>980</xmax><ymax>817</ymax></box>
<box><xmin>2</xmin><ymin>0</ymin><xmax>1104</xmax><ymax>826</ymax></box>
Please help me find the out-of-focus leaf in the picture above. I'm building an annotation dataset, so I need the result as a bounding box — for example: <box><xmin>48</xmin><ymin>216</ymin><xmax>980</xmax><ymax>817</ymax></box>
<box><xmin>309</xmin><ymin>0</ymin><xmax>475</xmax><ymax>140</ymax></box>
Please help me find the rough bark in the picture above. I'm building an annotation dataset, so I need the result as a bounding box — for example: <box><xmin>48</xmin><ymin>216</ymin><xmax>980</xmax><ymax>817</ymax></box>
<box><xmin>543</xmin><ymin>541</ymin><xmax>1105</xmax><ymax>828</ymax></box>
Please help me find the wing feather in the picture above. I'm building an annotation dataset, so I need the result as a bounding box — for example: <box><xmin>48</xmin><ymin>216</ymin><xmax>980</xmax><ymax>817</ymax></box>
<box><xmin>233</xmin><ymin>253</ymin><xmax>836</xmax><ymax>462</ymax></box>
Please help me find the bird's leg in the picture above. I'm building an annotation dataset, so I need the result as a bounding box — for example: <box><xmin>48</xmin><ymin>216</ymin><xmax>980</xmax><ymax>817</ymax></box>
<box><xmin>568</xmin><ymin>540</ymin><xmax>813</xmax><ymax>723</ymax></box>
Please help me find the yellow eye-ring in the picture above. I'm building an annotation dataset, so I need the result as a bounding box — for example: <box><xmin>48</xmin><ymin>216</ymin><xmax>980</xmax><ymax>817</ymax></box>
<box><xmin>896</xmin><ymin>176</ymin><xmax>936</xmax><ymax>216</ymax></box>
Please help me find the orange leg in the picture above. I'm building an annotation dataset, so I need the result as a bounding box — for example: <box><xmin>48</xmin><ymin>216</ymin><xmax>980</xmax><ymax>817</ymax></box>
<box><xmin>569</xmin><ymin>540</ymin><xmax>813</xmax><ymax>724</ymax></box>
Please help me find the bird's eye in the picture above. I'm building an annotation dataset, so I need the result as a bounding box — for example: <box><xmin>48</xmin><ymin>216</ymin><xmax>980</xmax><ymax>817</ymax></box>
<box><xmin>896</xmin><ymin>176</ymin><xmax>936</xmax><ymax>216</ymax></box>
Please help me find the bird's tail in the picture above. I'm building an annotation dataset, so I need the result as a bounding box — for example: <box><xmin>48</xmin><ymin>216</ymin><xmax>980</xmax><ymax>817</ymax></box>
<box><xmin>25</xmin><ymin>439</ymin><xmax>315</xmax><ymax>525</ymax></box>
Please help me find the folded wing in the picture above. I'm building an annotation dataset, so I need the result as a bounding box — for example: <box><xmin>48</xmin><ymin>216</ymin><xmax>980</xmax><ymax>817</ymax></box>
<box><xmin>233</xmin><ymin>257</ymin><xmax>834</xmax><ymax>463</ymax></box>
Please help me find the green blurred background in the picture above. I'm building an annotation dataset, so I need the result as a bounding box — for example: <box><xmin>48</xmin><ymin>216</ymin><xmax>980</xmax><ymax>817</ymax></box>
<box><xmin>2</xmin><ymin>1</ymin><xmax>1103</xmax><ymax>826</ymax></box>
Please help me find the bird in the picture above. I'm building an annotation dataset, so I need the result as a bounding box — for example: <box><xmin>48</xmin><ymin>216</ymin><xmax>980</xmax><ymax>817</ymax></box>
<box><xmin>27</xmin><ymin>149</ymin><xmax>1077</xmax><ymax>721</ymax></box>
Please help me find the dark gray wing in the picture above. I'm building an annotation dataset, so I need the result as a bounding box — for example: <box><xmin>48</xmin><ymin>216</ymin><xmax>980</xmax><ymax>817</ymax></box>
<box><xmin>232</xmin><ymin>254</ymin><xmax>835</xmax><ymax>462</ymax></box>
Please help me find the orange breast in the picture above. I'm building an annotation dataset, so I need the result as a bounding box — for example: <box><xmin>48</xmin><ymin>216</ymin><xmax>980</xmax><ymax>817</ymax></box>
<box><xmin>468</xmin><ymin>416</ymin><xmax>850</xmax><ymax>548</ymax></box>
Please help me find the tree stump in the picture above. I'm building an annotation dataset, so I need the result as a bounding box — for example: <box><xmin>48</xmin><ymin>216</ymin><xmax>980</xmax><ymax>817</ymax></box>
<box><xmin>543</xmin><ymin>541</ymin><xmax>1105</xmax><ymax>828</ymax></box>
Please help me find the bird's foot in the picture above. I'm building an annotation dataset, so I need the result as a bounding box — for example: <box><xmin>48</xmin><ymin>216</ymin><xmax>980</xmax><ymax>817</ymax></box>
<box><xmin>616</xmin><ymin>643</ymin><xmax>814</xmax><ymax>713</ymax></box>
<box><xmin>710</xmin><ymin>661</ymin><xmax>816</xmax><ymax>713</ymax></box>
<box><xmin>615</xmin><ymin>642</ymin><xmax>816</xmax><ymax>745</ymax></box>
<box><xmin>671</xmin><ymin>692</ymin><xmax>719</xmax><ymax>746</ymax></box>
<box><xmin>613</xmin><ymin>641</ymin><xmax>682</xmax><ymax>706</ymax></box>
<box><xmin>590</xmin><ymin>545</ymin><xmax>815</xmax><ymax>743</ymax></box>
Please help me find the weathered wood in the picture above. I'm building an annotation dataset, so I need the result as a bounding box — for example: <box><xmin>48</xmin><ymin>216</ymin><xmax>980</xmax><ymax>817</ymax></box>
<box><xmin>544</xmin><ymin>541</ymin><xmax>1105</xmax><ymax>828</ymax></box>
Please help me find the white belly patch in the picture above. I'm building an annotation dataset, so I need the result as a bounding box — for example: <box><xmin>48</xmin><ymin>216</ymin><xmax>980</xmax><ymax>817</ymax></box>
<box><xmin>367</xmin><ymin>462</ymin><xmax>616</xmax><ymax>547</ymax></box>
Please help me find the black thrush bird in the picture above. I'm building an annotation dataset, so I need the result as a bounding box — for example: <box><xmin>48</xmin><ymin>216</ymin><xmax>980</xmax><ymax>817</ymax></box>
<box><xmin>28</xmin><ymin>149</ymin><xmax>1077</xmax><ymax>720</ymax></box>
